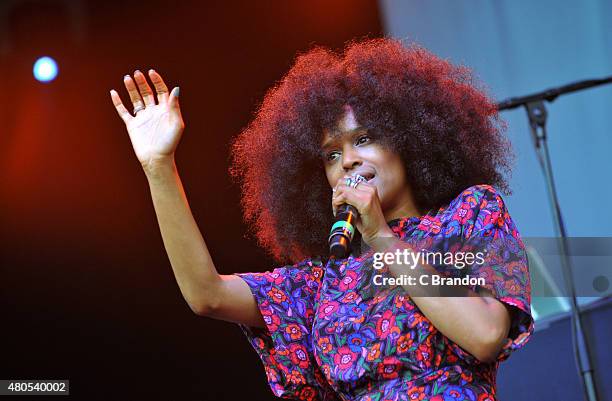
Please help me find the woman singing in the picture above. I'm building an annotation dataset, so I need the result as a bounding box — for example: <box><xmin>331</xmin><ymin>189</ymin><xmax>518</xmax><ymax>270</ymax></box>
<box><xmin>110</xmin><ymin>38</ymin><xmax>534</xmax><ymax>400</ymax></box>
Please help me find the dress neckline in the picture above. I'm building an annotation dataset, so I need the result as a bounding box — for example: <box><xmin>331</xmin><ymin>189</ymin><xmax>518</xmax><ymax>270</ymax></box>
<box><xmin>386</xmin><ymin>204</ymin><xmax>448</xmax><ymax>231</ymax></box>
<box><xmin>386</xmin><ymin>215</ymin><xmax>423</xmax><ymax>229</ymax></box>
<box><xmin>350</xmin><ymin>210</ymin><xmax>437</xmax><ymax>258</ymax></box>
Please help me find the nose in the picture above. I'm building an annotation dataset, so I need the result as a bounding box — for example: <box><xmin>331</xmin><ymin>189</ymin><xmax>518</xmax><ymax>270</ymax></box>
<box><xmin>341</xmin><ymin>145</ymin><xmax>362</xmax><ymax>172</ymax></box>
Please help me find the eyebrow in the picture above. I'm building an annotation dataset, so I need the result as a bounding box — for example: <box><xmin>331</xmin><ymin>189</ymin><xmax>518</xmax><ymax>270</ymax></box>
<box><xmin>320</xmin><ymin>127</ymin><xmax>364</xmax><ymax>149</ymax></box>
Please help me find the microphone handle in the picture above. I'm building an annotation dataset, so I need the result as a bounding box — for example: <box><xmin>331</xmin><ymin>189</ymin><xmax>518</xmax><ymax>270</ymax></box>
<box><xmin>328</xmin><ymin>204</ymin><xmax>359</xmax><ymax>258</ymax></box>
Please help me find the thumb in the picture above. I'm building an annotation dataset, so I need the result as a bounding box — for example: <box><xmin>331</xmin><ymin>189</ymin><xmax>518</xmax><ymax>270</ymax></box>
<box><xmin>169</xmin><ymin>87</ymin><xmax>180</xmax><ymax>109</ymax></box>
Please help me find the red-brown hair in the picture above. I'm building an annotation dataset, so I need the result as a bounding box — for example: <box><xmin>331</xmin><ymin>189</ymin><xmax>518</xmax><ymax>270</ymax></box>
<box><xmin>230</xmin><ymin>38</ymin><xmax>511</xmax><ymax>263</ymax></box>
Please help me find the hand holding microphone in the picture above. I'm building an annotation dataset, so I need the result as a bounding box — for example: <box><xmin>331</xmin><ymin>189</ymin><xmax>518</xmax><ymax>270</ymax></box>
<box><xmin>329</xmin><ymin>173</ymin><xmax>394</xmax><ymax>258</ymax></box>
<box><xmin>329</xmin><ymin>174</ymin><xmax>366</xmax><ymax>258</ymax></box>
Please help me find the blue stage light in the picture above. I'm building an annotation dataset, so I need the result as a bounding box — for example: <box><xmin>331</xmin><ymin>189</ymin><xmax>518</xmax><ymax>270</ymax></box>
<box><xmin>33</xmin><ymin>56</ymin><xmax>59</xmax><ymax>82</ymax></box>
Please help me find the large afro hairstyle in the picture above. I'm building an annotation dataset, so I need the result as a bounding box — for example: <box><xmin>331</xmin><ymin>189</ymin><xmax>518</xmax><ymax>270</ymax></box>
<box><xmin>230</xmin><ymin>38</ymin><xmax>512</xmax><ymax>264</ymax></box>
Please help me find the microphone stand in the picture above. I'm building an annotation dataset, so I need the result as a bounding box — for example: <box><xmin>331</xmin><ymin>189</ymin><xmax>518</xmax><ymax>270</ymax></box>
<box><xmin>497</xmin><ymin>75</ymin><xmax>612</xmax><ymax>401</ymax></box>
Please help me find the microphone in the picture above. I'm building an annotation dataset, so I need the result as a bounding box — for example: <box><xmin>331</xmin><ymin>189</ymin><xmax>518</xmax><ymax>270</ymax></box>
<box><xmin>328</xmin><ymin>204</ymin><xmax>359</xmax><ymax>258</ymax></box>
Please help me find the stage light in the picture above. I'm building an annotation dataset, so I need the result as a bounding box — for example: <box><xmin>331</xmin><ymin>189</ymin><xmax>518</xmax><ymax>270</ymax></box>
<box><xmin>33</xmin><ymin>56</ymin><xmax>59</xmax><ymax>82</ymax></box>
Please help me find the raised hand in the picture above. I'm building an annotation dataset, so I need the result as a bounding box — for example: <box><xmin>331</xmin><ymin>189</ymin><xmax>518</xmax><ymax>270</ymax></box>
<box><xmin>110</xmin><ymin>69</ymin><xmax>184</xmax><ymax>170</ymax></box>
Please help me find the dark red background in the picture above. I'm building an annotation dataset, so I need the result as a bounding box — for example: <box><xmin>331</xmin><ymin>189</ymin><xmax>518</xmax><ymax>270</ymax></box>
<box><xmin>0</xmin><ymin>1</ymin><xmax>381</xmax><ymax>399</ymax></box>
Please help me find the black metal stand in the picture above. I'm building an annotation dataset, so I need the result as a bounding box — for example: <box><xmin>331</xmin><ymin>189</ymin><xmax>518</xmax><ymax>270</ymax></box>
<box><xmin>497</xmin><ymin>75</ymin><xmax>612</xmax><ymax>401</ymax></box>
<box><xmin>526</xmin><ymin>101</ymin><xmax>598</xmax><ymax>401</ymax></box>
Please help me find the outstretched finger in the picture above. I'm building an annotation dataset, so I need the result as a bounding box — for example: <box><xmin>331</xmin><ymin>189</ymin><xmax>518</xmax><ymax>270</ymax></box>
<box><xmin>168</xmin><ymin>87</ymin><xmax>181</xmax><ymax>110</ymax></box>
<box><xmin>123</xmin><ymin>75</ymin><xmax>145</xmax><ymax>111</ymax></box>
<box><xmin>133</xmin><ymin>70</ymin><xmax>155</xmax><ymax>106</ymax></box>
<box><xmin>110</xmin><ymin>89</ymin><xmax>132</xmax><ymax>123</ymax></box>
<box><xmin>149</xmin><ymin>69</ymin><xmax>169</xmax><ymax>104</ymax></box>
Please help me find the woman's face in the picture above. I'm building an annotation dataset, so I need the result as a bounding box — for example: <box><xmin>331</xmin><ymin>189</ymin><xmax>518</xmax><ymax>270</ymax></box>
<box><xmin>320</xmin><ymin>106</ymin><xmax>420</xmax><ymax>220</ymax></box>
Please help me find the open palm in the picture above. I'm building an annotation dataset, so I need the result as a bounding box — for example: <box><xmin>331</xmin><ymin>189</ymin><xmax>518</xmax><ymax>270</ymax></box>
<box><xmin>110</xmin><ymin>69</ymin><xmax>184</xmax><ymax>168</ymax></box>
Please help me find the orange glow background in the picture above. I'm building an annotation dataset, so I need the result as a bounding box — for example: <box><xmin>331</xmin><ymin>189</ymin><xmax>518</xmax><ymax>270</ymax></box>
<box><xmin>0</xmin><ymin>1</ymin><xmax>381</xmax><ymax>398</ymax></box>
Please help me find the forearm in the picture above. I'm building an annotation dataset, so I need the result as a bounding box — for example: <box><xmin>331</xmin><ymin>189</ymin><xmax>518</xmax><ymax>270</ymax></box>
<box><xmin>402</xmin><ymin>293</ymin><xmax>507</xmax><ymax>362</ymax></box>
<box><xmin>371</xmin><ymin>237</ymin><xmax>509</xmax><ymax>362</ymax></box>
<box><xmin>144</xmin><ymin>158</ymin><xmax>222</xmax><ymax>314</ymax></box>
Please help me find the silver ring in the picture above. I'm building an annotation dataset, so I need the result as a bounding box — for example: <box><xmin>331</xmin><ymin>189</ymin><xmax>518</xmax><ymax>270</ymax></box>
<box><xmin>345</xmin><ymin>178</ymin><xmax>359</xmax><ymax>188</ymax></box>
<box><xmin>345</xmin><ymin>174</ymin><xmax>366</xmax><ymax>189</ymax></box>
<box><xmin>353</xmin><ymin>174</ymin><xmax>366</xmax><ymax>183</ymax></box>
<box><xmin>133</xmin><ymin>103</ymin><xmax>145</xmax><ymax>114</ymax></box>
<box><xmin>351</xmin><ymin>174</ymin><xmax>366</xmax><ymax>188</ymax></box>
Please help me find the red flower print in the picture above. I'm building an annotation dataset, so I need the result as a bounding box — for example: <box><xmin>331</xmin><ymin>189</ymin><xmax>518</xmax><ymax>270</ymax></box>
<box><xmin>266</xmin><ymin>271</ymin><xmax>285</xmax><ymax>285</ymax></box>
<box><xmin>318</xmin><ymin>300</ymin><xmax>339</xmax><ymax>319</ymax></box>
<box><xmin>394</xmin><ymin>294</ymin><xmax>407</xmax><ymax>309</ymax></box>
<box><xmin>419</xmin><ymin>216</ymin><xmax>443</xmax><ymax>234</ymax></box>
<box><xmin>483</xmin><ymin>210</ymin><xmax>501</xmax><ymax>228</ymax></box>
<box><xmin>453</xmin><ymin>203</ymin><xmax>474</xmax><ymax>225</ymax></box>
<box><xmin>334</xmin><ymin>345</ymin><xmax>358</xmax><ymax>371</ymax></box>
<box><xmin>407</xmin><ymin>386</ymin><xmax>426</xmax><ymax>401</ymax></box>
<box><xmin>430</xmin><ymin>220</ymin><xmax>442</xmax><ymax>234</ymax></box>
<box><xmin>504</xmin><ymin>278</ymin><xmax>521</xmax><ymax>295</ymax></box>
<box><xmin>267</xmin><ymin>287</ymin><xmax>287</xmax><ymax>303</ymax></box>
<box><xmin>261</xmin><ymin>310</ymin><xmax>281</xmax><ymax>332</ymax></box>
<box><xmin>376</xmin><ymin>310</ymin><xmax>399</xmax><ymax>339</ymax></box>
<box><xmin>341</xmin><ymin>291</ymin><xmax>359</xmax><ymax>303</ymax></box>
<box><xmin>288</xmin><ymin>369</ymin><xmax>305</xmax><ymax>385</ymax></box>
<box><xmin>264</xmin><ymin>365</ymin><xmax>279</xmax><ymax>382</ymax></box>
<box><xmin>417</xmin><ymin>217</ymin><xmax>432</xmax><ymax>231</ymax></box>
<box><xmin>377</xmin><ymin>356</ymin><xmax>400</xmax><ymax>379</ymax></box>
<box><xmin>339</xmin><ymin>270</ymin><xmax>359</xmax><ymax>291</ymax></box>
<box><xmin>407</xmin><ymin>311</ymin><xmax>427</xmax><ymax>329</ymax></box>
<box><xmin>317</xmin><ymin>336</ymin><xmax>332</xmax><ymax>354</ymax></box>
<box><xmin>366</xmin><ymin>343</ymin><xmax>381</xmax><ymax>362</ymax></box>
<box><xmin>289</xmin><ymin>343</ymin><xmax>310</xmax><ymax>369</ymax></box>
<box><xmin>299</xmin><ymin>386</ymin><xmax>317</xmax><ymax>401</ymax></box>
<box><xmin>416</xmin><ymin>343</ymin><xmax>432</xmax><ymax>366</ymax></box>
<box><xmin>285</xmin><ymin>324</ymin><xmax>303</xmax><ymax>340</ymax></box>
<box><xmin>397</xmin><ymin>333</ymin><xmax>414</xmax><ymax>354</ymax></box>
<box><xmin>235</xmin><ymin>185</ymin><xmax>532</xmax><ymax>401</ymax></box>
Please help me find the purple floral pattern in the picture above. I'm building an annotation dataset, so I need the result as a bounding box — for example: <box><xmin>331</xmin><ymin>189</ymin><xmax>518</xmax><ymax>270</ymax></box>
<box><xmin>237</xmin><ymin>184</ymin><xmax>534</xmax><ymax>401</ymax></box>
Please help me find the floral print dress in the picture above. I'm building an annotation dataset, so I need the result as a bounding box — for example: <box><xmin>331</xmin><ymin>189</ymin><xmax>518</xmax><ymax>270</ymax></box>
<box><xmin>236</xmin><ymin>184</ymin><xmax>534</xmax><ymax>401</ymax></box>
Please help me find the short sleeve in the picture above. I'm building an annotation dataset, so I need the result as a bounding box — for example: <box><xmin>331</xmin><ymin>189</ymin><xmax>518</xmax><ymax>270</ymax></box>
<box><xmin>235</xmin><ymin>258</ymin><xmax>338</xmax><ymax>400</ymax></box>
<box><xmin>451</xmin><ymin>185</ymin><xmax>535</xmax><ymax>364</ymax></box>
